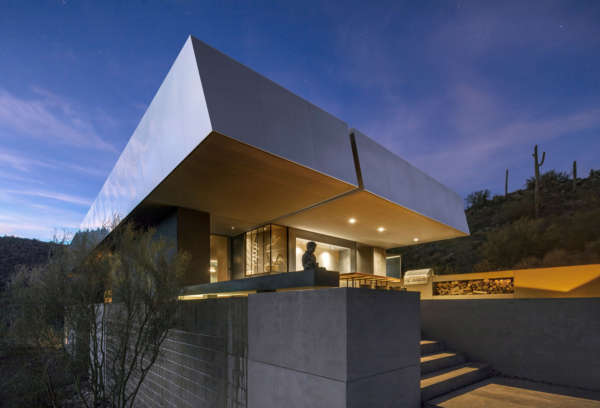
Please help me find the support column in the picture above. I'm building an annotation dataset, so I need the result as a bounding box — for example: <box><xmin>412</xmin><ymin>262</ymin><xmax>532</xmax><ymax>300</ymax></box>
<box><xmin>177</xmin><ymin>207</ymin><xmax>210</xmax><ymax>286</ymax></box>
<box><xmin>247</xmin><ymin>288</ymin><xmax>421</xmax><ymax>407</ymax></box>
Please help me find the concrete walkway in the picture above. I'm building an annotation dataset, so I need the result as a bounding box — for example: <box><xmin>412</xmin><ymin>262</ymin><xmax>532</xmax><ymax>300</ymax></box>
<box><xmin>426</xmin><ymin>377</ymin><xmax>600</xmax><ymax>408</ymax></box>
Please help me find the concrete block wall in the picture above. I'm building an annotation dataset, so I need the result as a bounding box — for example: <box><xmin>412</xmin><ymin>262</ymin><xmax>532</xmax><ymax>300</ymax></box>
<box><xmin>421</xmin><ymin>298</ymin><xmax>600</xmax><ymax>391</ymax></box>
<box><xmin>122</xmin><ymin>289</ymin><xmax>421</xmax><ymax>407</ymax></box>
<box><xmin>247</xmin><ymin>288</ymin><xmax>421</xmax><ymax>408</ymax></box>
<box><xmin>135</xmin><ymin>298</ymin><xmax>248</xmax><ymax>408</ymax></box>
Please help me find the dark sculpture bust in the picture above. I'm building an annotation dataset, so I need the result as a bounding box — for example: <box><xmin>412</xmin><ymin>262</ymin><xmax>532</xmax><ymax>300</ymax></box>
<box><xmin>302</xmin><ymin>241</ymin><xmax>325</xmax><ymax>271</ymax></box>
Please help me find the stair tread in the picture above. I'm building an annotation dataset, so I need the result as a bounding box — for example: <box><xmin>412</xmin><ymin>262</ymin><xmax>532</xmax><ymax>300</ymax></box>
<box><xmin>421</xmin><ymin>363</ymin><xmax>490</xmax><ymax>389</ymax></box>
<box><xmin>420</xmin><ymin>340</ymin><xmax>444</xmax><ymax>355</ymax></box>
<box><xmin>421</xmin><ymin>352</ymin><xmax>459</xmax><ymax>363</ymax></box>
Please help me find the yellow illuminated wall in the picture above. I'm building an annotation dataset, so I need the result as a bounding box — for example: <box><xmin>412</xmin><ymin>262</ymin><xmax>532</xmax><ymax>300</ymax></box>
<box><xmin>411</xmin><ymin>264</ymin><xmax>600</xmax><ymax>299</ymax></box>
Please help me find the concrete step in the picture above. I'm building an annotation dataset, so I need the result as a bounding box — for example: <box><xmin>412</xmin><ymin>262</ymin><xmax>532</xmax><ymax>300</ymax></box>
<box><xmin>420</xmin><ymin>340</ymin><xmax>444</xmax><ymax>355</ymax></box>
<box><xmin>420</xmin><ymin>352</ymin><xmax>466</xmax><ymax>375</ymax></box>
<box><xmin>420</xmin><ymin>362</ymin><xmax>492</xmax><ymax>402</ymax></box>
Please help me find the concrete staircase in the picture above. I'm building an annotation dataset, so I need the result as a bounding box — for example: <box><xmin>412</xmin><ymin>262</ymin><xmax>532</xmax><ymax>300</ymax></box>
<box><xmin>420</xmin><ymin>339</ymin><xmax>492</xmax><ymax>405</ymax></box>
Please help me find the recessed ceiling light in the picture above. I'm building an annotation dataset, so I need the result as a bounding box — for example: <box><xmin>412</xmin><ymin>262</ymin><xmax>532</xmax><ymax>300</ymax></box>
<box><xmin>348</xmin><ymin>218</ymin><xmax>356</xmax><ymax>224</ymax></box>
<box><xmin>377</xmin><ymin>227</ymin><xmax>385</xmax><ymax>232</ymax></box>
<box><xmin>413</xmin><ymin>237</ymin><xmax>420</xmax><ymax>242</ymax></box>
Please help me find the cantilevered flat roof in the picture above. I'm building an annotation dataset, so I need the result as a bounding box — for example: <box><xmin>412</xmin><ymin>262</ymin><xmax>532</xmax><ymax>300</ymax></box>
<box><xmin>81</xmin><ymin>36</ymin><xmax>469</xmax><ymax>248</ymax></box>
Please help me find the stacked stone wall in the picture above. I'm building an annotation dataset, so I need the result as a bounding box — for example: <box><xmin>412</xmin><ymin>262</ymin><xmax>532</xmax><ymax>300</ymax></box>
<box><xmin>433</xmin><ymin>278</ymin><xmax>514</xmax><ymax>296</ymax></box>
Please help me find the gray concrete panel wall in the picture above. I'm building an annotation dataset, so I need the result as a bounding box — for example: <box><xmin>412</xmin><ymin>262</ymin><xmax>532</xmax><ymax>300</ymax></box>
<box><xmin>111</xmin><ymin>289</ymin><xmax>421</xmax><ymax>407</ymax></box>
<box><xmin>421</xmin><ymin>298</ymin><xmax>600</xmax><ymax>391</ymax></box>
<box><xmin>135</xmin><ymin>299</ymin><xmax>248</xmax><ymax>408</ymax></box>
<box><xmin>248</xmin><ymin>288</ymin><xmax>348</xmax><ymax>381</ymax></box>
<box><xmin>190</xmin><ymin>37</ymin><xmax>358</xmax><ymax>187</ymax></box>
<box><xmin>247</xmin><ymin>288</ymin><xmax>421</xmax><ymax>407</ymax></box>
<box><xmin>353</xmin><ymin>130</ymin><xmax>469</xmax><ymax>234</ymax></box>
<box><xmin>347</xmin><ymin>290</ymin><xmax>420</xmax><ymax>381</ymax></box>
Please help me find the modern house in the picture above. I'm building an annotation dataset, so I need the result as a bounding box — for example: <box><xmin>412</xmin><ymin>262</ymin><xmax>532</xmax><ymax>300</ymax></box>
<box><xmin>81</xmin><ymin>36</ymin><xmax>468</xmax><ymax>293</ymax></box>
<box><xmin>81</xmin><ymin>37</ymin><xmax>600</xmax><ymax>407</ymax></box>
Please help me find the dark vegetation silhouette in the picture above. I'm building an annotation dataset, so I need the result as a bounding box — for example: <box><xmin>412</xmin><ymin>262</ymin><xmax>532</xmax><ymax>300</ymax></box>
<box><xmin>1</xmin><ymin>223</ymin><xmax>188</xmax><ymax>408</ymax></box>
<box><xmin>390</xmin><ymin>168</ymin><xmax>600</xmax><ymax>274</ymax></box>
<box><xmin>0</xmin><ymin>236</ymin><xmax>60</xmax><ymax>290</ymax></box>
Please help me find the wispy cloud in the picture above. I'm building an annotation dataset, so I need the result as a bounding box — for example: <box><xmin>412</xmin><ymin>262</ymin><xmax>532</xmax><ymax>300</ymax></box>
<box><xmin>331</xmin><ymin>2</ymin><xmax>600</xmax><ymax>194</ymax></box>
<box><xmin>1</xmin><ymin>188</ymin><xmax>92</xmax><ymax>207</ymax></box>
<box><xmin>0</xmin><ymin>211</ymin><xmax>80</xmax><ymax>241</ymax></box>
<box><xmin>0</xmin><ymin>146</ymin><xmax>108</xmax><ymax>178</ymax></box>
<box><xmin>0</xmin><ymin>148</ymin><xmax>56</xmax><ymax>172</ymax></box>
<box><xmin>362</xmin><ymin>81</ymin><xmax>600</xmax><ymax>190</ymax></box>
<box><xmin>0</xmin><ymin>87</ymin><xmax>116</xmax><ymax>152</ymax></box>
<box><xmin>0</xmin><ymin>169</ymin><xmax>43</xmax><ymax>184</ymax></box>
<box><xmin>0</xmin><ymin>190</ymin><xmax>86</xmax><ymax>241</ymax></box>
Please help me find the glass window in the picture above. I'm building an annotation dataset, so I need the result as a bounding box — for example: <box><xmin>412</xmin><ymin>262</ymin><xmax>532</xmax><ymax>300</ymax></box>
<box><xmin>295</xmin><ymin>238</ymin><xmax>351</xmax><ymax>273</ymax></box>
<box><xmin>270</xmin><ymin>225</ymin><xmax>287</xmax><ymax>273</ymax></box>
<box><xmin>245</xmin><ymin>224</ymin><xmax>288</xmax><ymax>275</ymax></box>
<box><xmin>210</xmin><ymin>235</ymin><xmax>229</xmax><ymax>282</ymax></box>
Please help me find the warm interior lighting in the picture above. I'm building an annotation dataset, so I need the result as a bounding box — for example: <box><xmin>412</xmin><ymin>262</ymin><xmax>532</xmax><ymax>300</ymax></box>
<box><xmin>296</xmin><ymin>247</ymin><xmax>302</xmax><ymax>255</ymax></box>
<box><xmin>413</xmin><ymin>237</ymin><xmax>420</xmax><ymax>242</ymax></box>
<box><xmin>348</xmin><ymin>218</ymin><xmax>356</xmax><ymax>224</ymax></box>
<box><xmin>377</xmin><ymin>227</ymin><xmax>385</xmax><ymax>232</ymax></box>
<box><xmin>319</xmin><ymin>251</ymin><xmax>332</xmax><ymax>269</ymax></box>
<box><xmin>179</xmin><ymin>290</ymin><xmax>255</xmax><ymax>300</ymax></box>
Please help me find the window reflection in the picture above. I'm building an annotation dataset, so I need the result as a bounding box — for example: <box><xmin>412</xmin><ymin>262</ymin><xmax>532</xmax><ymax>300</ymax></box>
<box><xmin>210</xmin><ymin>235</ymin><xmax>229</xmax><ymax>282</ymax></box>
<box><xmin>245</xmin><ymin>224</ymin><xmax>288</xmax><ymax>275</ymax></box>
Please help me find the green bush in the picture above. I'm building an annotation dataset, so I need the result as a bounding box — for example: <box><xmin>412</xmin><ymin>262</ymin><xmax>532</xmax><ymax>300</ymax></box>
<box><xmin>465</xmin><ymin>190</ymin><xmax>491</xmax><ymax>209</ymax></box>
<box><xmin>525</xmin><ymin>170</ymin><xmax>570</xmax><ymax>190</ymax></box>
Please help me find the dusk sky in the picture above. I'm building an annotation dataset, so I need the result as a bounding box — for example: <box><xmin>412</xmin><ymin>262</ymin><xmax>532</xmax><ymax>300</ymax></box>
<box><xmin>1</xmin><ymin>0</ymin><xmax>599</xmax><ymax>241</ymax></box>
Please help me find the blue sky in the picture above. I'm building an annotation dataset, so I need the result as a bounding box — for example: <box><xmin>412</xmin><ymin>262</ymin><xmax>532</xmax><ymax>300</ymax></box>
<box><xmin>1</xmin><ymin>0</ymin><xmax>599</xmax><ymax>241</ymax></box>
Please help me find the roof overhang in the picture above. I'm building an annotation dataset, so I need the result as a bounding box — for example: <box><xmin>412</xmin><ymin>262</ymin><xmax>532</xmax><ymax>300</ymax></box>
<box><xmin>81</xmin><ymin>36</ymin><xmax>469</xmax><ymax>248</ymax></box>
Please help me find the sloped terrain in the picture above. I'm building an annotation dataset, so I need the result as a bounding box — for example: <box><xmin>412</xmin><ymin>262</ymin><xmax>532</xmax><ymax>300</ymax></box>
<box><xmin>390</xmin><ymin>170</ymin><xmax>600</xmax><ymax>274</ymax></box>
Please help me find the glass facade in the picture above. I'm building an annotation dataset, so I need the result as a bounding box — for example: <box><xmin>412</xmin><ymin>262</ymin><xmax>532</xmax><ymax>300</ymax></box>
<box><xmin>228</xmin><ymin>225</ymin><xmax>372</xmax><ymax>279</ymax></box>
<box><xmin>245</xmin><ymin>224</ymin><xmax>288</xmax><ymax>275</ymax></box>
<box><xmin>210</xmin><ymin>235</ymin><xmax>230</xmax><ymax>282</ymax></box>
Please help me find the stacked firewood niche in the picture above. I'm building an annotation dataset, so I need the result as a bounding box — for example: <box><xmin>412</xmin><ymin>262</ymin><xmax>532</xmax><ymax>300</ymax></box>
<box><xmin>433</xmin><ymin>278</ymin><xmax>514</xmax><ymax>296</ymax></box>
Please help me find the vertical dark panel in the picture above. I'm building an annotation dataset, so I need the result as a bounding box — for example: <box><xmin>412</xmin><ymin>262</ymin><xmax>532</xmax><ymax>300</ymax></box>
<box><xmin>177</xmin><ymin>208</ymin><xmax>210</xmax><ymax>285</ymax></box>
<box><xmin>356</xmin><ymin>244</ymin><xmax>374</xmax><ymax>274</ymax></box>
<box><xmin>386</xmin><ymin>256</ymin><xmax>402</xmax><ymax>278</ymax></box>
<box><xmin>288</xmin><ymin>227</ymin><xmax>297</xmax><ymax>271</ymax></box>
<box><xmin>231</xmin><ymin>233</ymin><xmax>245</xmax><ymax>280</ymax></box>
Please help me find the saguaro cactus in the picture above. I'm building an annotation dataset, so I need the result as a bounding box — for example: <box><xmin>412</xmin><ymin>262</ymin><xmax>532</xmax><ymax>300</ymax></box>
<box><xmin>532</xmin><ymin>145</ymin><xmax>546</xmax><ymax>218</ymax></box>
<box><xmin>573</xmin><ymin>160</ymin><xmax>577</xmax><ymax>192</ymax></box>
<box><xmin>505</xmin><ymin>168</ymin><xmax>509</xmax><ymax>197</ymax></box>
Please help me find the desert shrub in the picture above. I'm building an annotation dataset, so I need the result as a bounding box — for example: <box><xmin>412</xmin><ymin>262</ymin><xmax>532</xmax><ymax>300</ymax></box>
<box><xmin>480</xmin><ymin>218</ymin><xmax>556</xmax><ymax>269</ymax></box>
<box><xmin>526</xmin><ymin>170</ymin><xmax>570</xmax><ymax>190</ymax></box>
<box><xmin>496</xmin><ymin>197</ymin><xmax>532</xmax><ymax>224</ymax></box>
<box><xmin>558</xmin><ymin>209</ymin><xmax>600</xmax><ymax>252</ymax></box>
<box><xmin>472</xmin><ymin>259</ymin><xmax>495</xmax><ymax>272</ymax></box>
<box><xmin>5</xmin><ymin>223</ymin><xmax>189</xmax><ymax>408</ymax></box>
<box><xmin>541</xmin><ymin>249</ymin><xmax>570</xmax><ymax>267</ymax></box>
<box><xmin>514</xmin><ymin>256</ymin><xmax>542</xmax><ymax>269</ymax></box>
<box><xmin>466</xmin><ymin>190</ymin><xmax>491</xmax><ymax>209</ymax></box>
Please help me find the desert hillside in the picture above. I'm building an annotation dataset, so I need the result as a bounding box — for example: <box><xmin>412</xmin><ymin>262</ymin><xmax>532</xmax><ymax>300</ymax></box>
<box><xmin>0</xmin><ymin>236</ymin><xmax>60</xmax><ymax>289</ymax></box>
<box><xmin>389</xmin><ymin>169</ymin><xmax>600</xmax><ymax>274</ymax></box>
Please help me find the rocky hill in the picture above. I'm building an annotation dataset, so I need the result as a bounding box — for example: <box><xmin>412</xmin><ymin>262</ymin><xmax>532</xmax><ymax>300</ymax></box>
<box><xmin>389</xmin><ymin>169</ymin><xmax>600</xmax><ymax>274</ymax></box>
<box><xmin>0</xmin><ymin>236</ymin><xmax>60</xmax><ymax>290</ymax></box>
